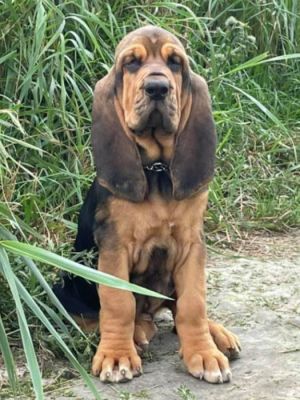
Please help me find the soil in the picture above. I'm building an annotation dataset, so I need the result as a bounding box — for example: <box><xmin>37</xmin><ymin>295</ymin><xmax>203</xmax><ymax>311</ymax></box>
<box><xmin>2</xmin><ymin>231</ymin><xmax>300</xmax><ymax>400</ymax></box>
<box><xmin>52</xmin><ymin>230</ymin><xmax>300</xmax><ymax>400</ymax></box>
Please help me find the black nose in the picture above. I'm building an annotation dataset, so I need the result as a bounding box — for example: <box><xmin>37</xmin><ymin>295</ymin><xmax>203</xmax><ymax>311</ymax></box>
<box><xmin>144</xmin><ymin>79</ymin><xmax>169</xmax><ymax>100</ymax></box>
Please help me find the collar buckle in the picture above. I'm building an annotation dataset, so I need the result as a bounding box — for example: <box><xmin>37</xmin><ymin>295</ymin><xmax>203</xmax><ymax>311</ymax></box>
<box><xmin>144</xmin><ymin>162</ymin><xmax>169</xmax><ymax>173</ymax></box>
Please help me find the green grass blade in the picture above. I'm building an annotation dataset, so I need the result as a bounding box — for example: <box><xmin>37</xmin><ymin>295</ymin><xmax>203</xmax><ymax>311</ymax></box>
<box><xmin>14</xmin><ymin>277</ymin><xmax>102</xmax><ymax>400</ymax></box>
<box><xmin>0</xmin><ymin>132</ymin><xmax>45</xmax><ymax>153</ymax></box>
<box><xmin>0</xmin><ymin>249</ymin><xmax>44</xmax><ymax>400</ymax></box>
<box><xmin>0</xmin><ymin>241</ymin><xmax>172</xmax><ymax>300</ymax></box>
<box><xmin>257</xmin><ymin>53</ymin><xmax>300</xmax><ymax>64</ymax></box>
<box><xmin>0</xmin><ymin>50</ymin><xmax>17</xmax><ymax>64</ymax></box>
<box><xmin>218</xmin><ymin>53</ymin><xmax>300</xmax><ymax>79</ymax></box>
<box><xmin>0</xmin><ymin>315</ymin><xmax>18</xmax><ymax>393</ymax></box>
<box><xmin>223</xmin><ymin>81</ymin><xmax>285</xmax><ymax>128</ymax></box>
<box><xmin>24</xmin><ymin>256</ymin><xmax>86</xmax><ymax>335</ymax></box>
<box><xmin>0</xmin><ymin>223</ymin><xmax>86</xmax><ymax>337</ymax></box>
<box><xmin>0</xmin><ymin>205</ymin><xmax>44</xmax><ymax>241</ymax></box>
<box><xmin>36</xmin><ymin>300</ymin><xmax>73</xmax><ymax>337</ymax></box>
<box><xmin>221</xmin><ymin>52</ymin><xmax>269</xmax><ymax>76</ymax></box>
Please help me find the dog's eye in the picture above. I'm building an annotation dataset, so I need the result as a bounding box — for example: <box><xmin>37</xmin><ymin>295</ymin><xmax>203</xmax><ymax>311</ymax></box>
<box><xmin>124</xmin><ymin>58</ymin><xmax>141</xmax><ymax>72</ymax></box>
<box><xmin>167</xmin><ymin>55</ymin><xmax>181</xmax><ymax>72</ymax></box>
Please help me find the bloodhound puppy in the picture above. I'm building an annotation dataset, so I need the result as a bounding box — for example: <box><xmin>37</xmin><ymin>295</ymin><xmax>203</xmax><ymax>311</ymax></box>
<box><xmin>60</xmin><ymin>25</ymin><xmax>241</xmax><ymax>384</ymax></box>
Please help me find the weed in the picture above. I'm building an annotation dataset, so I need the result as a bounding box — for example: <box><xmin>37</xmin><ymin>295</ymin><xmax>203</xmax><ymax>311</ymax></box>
<box><xmin>177</xmin><ymin>384</ymin><xmax>196</xmax><ymax>400</ymax></box>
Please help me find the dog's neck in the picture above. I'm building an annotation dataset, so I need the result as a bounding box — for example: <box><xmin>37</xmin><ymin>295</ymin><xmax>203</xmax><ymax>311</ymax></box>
<box><xmin>134</xmin><ymin>128</ymin><xmax>175</xmax><ymax>165</ymax></box>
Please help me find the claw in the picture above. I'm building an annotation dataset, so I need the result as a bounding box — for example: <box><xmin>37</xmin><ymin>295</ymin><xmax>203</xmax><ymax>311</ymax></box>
<box><xmin>100</xmin><ymin>369</ymin><xmax>113</xmax><ymax>383</ymax></box>
<box><xmin>191</xmin><ymin>370</ymin><xmax>203</xmax><ymax>379</ymax></box>
<box><xmin>140</xmin><ymin>342</ymin><xmax>149</xmax><ymax>352</ymax></box>
<box><xmin>204</xmin><ymin>370</ymin><xmax>223</xmax><ymax>384</ymax></box>
<box><xmin>222</xmin><ymin>368</ymin><xmax>232</xmax><ymax>382</ymax></box>
<box><xmin>133</xmin><ymin>366</ymin><xmax>142</xmax><ymax>377</ymax></box>
<box><xmin>229</xmin><ymin>348</ymin><xmax>240</xmax><ymax>360</ymax></box>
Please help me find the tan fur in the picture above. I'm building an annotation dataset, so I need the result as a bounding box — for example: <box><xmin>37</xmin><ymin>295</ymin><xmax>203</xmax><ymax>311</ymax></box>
<box><xmin>108</xmin><ymin>191</ymin><xmax>208</xmax><ymax>275</ymax></box>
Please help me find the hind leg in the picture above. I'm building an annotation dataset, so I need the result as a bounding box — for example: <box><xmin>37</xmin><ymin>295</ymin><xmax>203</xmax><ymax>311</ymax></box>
<box><xmin>134</xmin><ymin>314</ymin><xmax>157</xmax><ymax>353</ymax></box>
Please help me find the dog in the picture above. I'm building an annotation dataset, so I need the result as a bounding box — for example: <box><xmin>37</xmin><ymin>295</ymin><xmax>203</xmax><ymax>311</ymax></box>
<box><xmin>54</xmin><ymin>25</ymin><xmax>240</xmax><ymax>384</ymax></box>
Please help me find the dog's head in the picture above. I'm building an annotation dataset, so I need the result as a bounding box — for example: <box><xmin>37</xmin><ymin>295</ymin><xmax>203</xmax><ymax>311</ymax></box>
<box><xmin>114</xmin><ymin>26</ymin><xmax>190</xmax><ymax>134</ymax></box>
<box><xmin>92</xmin><ymin>26</ymin><xmax>216</xmax><ymax>201</ymax></box>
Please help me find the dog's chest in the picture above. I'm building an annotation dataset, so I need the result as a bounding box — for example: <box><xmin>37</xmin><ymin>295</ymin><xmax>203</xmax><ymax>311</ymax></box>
<box><xmin>108</xmin><ymin>192</ymin><xmax>207</xmax><ymax>315</ymax></box>
<box><xmin>127</xmin><ymin>203</ymin><xmax>179</xmax><ymax>315</ymax></box>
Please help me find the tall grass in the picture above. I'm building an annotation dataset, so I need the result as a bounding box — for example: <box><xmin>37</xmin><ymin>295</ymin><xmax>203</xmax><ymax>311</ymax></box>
<box><xmin>0</xmin><ymin>0</ymin><xmax>299</xmax><ymax>398</ymax></box>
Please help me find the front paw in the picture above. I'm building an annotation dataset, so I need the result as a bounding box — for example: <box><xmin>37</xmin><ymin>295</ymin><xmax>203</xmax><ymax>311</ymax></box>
<box><xmin>92</xmin><ymin>340</ymin><xmax>142</xmax><ymax>383</ymax></box>
<box><xmin>181</xmin><ymin>342</ymin><xmax>232</xmax><ymax>384</ymax></box>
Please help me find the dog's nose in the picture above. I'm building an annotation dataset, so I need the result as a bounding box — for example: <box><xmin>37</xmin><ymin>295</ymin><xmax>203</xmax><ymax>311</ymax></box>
<box><xmin>144</xmin><ymin>79</ymin><xmax>169</xmax><ymax>100</ymax></box>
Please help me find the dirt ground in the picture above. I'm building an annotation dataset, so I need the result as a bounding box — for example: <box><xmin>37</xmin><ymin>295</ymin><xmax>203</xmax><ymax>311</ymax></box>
<box><xmin>50</xmin><ymin>230</ymin><xmax>300</xmax><ymax>400</ymax></box>
<box><xmin>1</xmin><ymin>232</ymin><xmax>299</xmax><ymax>399</ymax></box>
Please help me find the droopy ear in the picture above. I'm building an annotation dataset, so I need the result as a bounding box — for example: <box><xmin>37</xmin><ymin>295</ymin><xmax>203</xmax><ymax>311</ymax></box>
<box><xmin>170</xmin><ymin>72</ymin><xmax>216</xmax><ymax>200</ymax></box>
<box><xmin>91</xmin><ymin>70</ymin><xmax>147</xmax><ymax>202</ymax></box>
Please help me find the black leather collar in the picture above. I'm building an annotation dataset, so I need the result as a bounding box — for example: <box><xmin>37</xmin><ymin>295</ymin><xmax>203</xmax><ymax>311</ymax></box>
<box><xmin>144</xmin><ymin>162</ymin><xmax>169</xmax><ymax>173</ymax></box>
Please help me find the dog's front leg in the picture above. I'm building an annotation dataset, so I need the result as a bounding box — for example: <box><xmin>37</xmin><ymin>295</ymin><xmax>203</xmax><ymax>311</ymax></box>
<box><xmin>92</xmin><ymin>249</ymin><xmax>142</xmax><ymax>383</ymax></box>
<box><xmin>174</xmin><ymin>241</ymin><xmax>232</xmax><ymax>383</ymax></box>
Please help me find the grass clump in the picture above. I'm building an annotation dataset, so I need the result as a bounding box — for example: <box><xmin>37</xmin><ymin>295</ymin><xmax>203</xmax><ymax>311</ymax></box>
<box><xmin>0</xmin><ymin>0</ymin><xmax>299</xmax><ymax>398</ymax></box>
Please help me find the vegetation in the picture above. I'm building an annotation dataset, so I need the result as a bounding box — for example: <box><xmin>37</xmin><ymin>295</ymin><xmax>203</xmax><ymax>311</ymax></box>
<box><xmin>0</xmin><ymin>0</ymin><xmax>299</xmax><ymax>398</ymax></box>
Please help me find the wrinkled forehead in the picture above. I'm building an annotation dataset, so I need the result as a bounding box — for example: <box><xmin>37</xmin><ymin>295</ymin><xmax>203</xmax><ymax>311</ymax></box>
<box><xmin>115</xmin><ymin>26</ymin><xmax>185</xmax><ymax>59</ymax></box>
